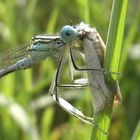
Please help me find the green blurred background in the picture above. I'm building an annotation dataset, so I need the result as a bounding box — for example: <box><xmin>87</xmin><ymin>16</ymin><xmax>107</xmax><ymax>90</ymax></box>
<box><xmin>0</xmin><ymin>0</ymin><xmax>140</xmax><ymax>140</ymax></box>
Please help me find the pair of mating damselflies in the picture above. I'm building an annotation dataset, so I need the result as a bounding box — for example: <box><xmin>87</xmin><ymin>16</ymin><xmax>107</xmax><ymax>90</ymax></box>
<box><xmin>0</xmin><ymin>22</ymin><xmax>121</xmax><ymax>135</ymax></box>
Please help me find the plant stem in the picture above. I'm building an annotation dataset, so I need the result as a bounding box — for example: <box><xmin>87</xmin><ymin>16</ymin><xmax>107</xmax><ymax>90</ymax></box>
<box><xmin>90</xmin><ymin>0</ymin><xmax>128</xmax><ymax>139</ymax></box>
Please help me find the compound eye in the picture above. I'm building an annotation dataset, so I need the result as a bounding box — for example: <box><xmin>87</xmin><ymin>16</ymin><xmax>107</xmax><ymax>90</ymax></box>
<box><xmin>60</xmin><ymin>25</ymin><xmax>77</xmax><ymax>42</ymax></box>
<box><xmin>65</xmin><ymin>31</ymin><xmax>71</xmax><ymax>36</ymax></box>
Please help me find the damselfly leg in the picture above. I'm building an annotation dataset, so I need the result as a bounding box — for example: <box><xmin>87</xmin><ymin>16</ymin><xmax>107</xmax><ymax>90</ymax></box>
<box><xmin>70</xmin><ymin>48</ymin><xmax>121</xmax><ymax>76</ymax></box>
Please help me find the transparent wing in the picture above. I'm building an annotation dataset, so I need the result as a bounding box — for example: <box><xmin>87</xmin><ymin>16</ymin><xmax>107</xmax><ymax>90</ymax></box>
<box><xmin>0</xmin><ymin>43</ymin><xmax>30</xmax><ymax>69</ymax></box>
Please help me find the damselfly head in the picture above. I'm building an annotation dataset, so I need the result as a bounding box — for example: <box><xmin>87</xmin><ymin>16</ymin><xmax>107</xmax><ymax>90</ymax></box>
<box><xmin>60</xmin><ymin>23</ymin><xmax>96</xmax><ymax>43</ymax></box>
<box><xmin>60</xmin><ymin>25</ymin><xmax>78</xmax><ymax>43</ymax></box>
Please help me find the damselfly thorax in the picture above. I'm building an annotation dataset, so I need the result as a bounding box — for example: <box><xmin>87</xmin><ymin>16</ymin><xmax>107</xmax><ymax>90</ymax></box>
<box><xmin>0</xmin><ymin>34</ymin><xmax>64</xmax><ymax>78</ymax></box>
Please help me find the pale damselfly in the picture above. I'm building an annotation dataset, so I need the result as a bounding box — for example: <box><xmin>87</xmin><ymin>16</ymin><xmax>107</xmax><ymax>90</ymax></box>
<box><xmin>0</xmin><ymin>35</ymin><xmax>64</xmax><ymax>78</ymax></box>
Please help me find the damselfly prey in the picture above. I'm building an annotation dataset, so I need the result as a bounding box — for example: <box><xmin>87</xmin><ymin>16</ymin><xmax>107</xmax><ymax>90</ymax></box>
<box><xmin>0</xmin><ymin>35</ymin><xmax>64</xmax><ymax>78</ymax></box>
<box><xmin>49</xmin><ymin>22</ymin><xmax>121</xmax><ymax>135</ymax></box>
<box><xmin>59</xmin><ymin>22</ymin><xmax>122</xmax><ymax>113</ymax></box>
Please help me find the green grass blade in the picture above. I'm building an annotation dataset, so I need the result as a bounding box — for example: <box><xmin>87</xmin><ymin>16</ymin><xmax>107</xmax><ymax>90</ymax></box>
<box><xmin>76</xmin><ymin>0</ymin><xmax>90</xmax><ymax>23</ymax></box>
<box><xmin>0</xmin><ymin>94</ymin><xmax>39</xmax><ymax>140</ymax></box>
<box><xmin>120</xmin><ymin>1</ymin><xmax>140</xmax><ymax>71</ymax></box>
<box><xmin>131</xmin><ymin>120</ymin><xmax>140</xmax><ymax>140</ymax></box>
<box><xmin>46</xmin><ymin>7</ymin><xmax>60</xmax><ymax>33</ymax></box>
<box><xmin>105</xmin><ymin>0</ymin><xmax>128</xmax><ymax>78</ymax></box>
<box><xmin>90</xmin><ymin>0</ymin><xmax>128</xmax><ymax>139</ymax></box>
